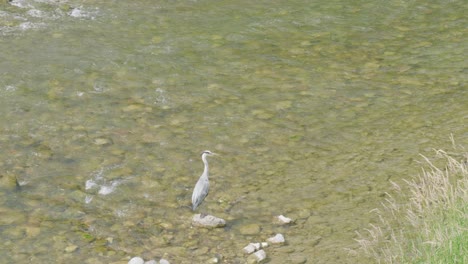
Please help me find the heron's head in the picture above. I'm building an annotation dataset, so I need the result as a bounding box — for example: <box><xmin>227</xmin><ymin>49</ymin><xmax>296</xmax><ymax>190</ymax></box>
<box><xmin>201</xmin><ymin>150</ymin><xmax>216</xmax><ymax>157</ymax></box>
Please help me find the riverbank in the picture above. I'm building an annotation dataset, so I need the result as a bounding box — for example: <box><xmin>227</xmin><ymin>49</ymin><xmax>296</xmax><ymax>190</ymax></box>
<box><xmin>356</xmin><ymin>140</ymin><xmax>467</xmax><ymax>263</ymax></box>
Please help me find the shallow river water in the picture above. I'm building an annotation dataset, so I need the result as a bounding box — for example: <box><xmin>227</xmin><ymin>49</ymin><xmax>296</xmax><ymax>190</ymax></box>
<box><xmin>0</xmin><ymin>0</ymin><xmax>467</xmax><ymax>263</ymax></box>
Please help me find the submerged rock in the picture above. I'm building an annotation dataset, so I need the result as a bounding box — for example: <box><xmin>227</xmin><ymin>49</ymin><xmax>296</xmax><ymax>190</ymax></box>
<box><xmin>93</xmin><ymin>137</ymin><xmax>113</xmax><ymax>146</ymax></box>
<box><xmin>239</xmin><ymin>223</ymin><xmax>261</xmax><ymax>235</ymax></box>
<box><xmin>64</xmin><ymin>244</ymin><xmax>78</xmax><ymax>253</ymax></box>
<box><xmin>191</xmin><ymin>214</ymin><xmax>226</xmax><ymax>228</ymax></box>
<box><xmin>289</xmin><ymin>254</ymin><xmax>307</xmax><ymax>264</ymax></box>
<box><xmin>0</xmin><ymin>173</ymin><xmax>20</xmax><ymax>190</ymax></box>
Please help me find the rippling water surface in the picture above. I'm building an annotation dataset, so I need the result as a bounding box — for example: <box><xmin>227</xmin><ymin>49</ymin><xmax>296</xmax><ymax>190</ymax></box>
<box><xmin>0</xmin><ymin>0</ymin><xmax>466</xmax><ymax>263</ymax></box>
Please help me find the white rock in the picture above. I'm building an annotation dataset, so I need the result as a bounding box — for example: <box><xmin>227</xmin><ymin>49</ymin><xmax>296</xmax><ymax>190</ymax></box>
<box><xmin>267</xmin><ymin>233</ymin><xmax>285</xmax><ymax>244</ymax></box>
<box><xmin>247</xmin><ymin>249</ymin><xmax>267</xmax><ymax>263</ymax></box>
<box><xmin>243</xmin><ymin>242</ymin><xmax>269</xmax><ymax>254</ymax></box>
<box><xmin>276</xmin><ymin>214</ymin><xmax>293</xmax><ymax>224</ymax></box>
<box><xmin>159</xmin><ymin>259</ymin><xmax>170</xmax><ymax>264</ymax></box>
<box><xmin>192</xmin><ymin>214</ymin><xmax>226</xmax><ymax>228</ymax></box>
<box><xmin>128</xmin><ymin>257</ymin><xmax>144</xmax><ymax>264</ymax></box>
<box><xmin>254</xmin><ymin>249</ymin><xmax>267</xmax><ymax>260</ymax></box>
<box><xmin>243</xmin><ymin>243</ymin><xmax>257</xmax><ymax>254</ymax></box>
<box><xmin>144</xmin><ymin>261</ymin><xmax>158</xmax><ymax>264</ymax></box>
<box><xmin>208</xmin><ymin>256</ymin><xmax>221</xmax><ymax>263</ymax></box>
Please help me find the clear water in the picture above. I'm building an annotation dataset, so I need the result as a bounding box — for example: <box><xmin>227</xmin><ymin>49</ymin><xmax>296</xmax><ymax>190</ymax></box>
<box><xmin>0</xmin><ymin>0</ymin><xmax>466</xmax><ymax>263</ymax></box>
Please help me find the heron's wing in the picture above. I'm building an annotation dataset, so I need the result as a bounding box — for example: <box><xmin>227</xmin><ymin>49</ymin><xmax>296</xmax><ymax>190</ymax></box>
<box><xmin>191</xmin><ymin>176</ymin><xmax>209</xmax><ymax>210</ymax></box>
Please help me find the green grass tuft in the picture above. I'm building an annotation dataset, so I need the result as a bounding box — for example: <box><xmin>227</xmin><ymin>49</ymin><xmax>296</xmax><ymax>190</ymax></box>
<box><xmin>355</xmin><ymin>139</ymin><xmax>468</xmax><ymax>263</ymax></box>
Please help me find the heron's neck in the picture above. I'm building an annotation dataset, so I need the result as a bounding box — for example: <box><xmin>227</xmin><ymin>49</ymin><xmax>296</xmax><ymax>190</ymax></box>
<box><xmin>202</xmin><ymin>155</ymin><xmax>209</xmax><ymax>177</ymax></box>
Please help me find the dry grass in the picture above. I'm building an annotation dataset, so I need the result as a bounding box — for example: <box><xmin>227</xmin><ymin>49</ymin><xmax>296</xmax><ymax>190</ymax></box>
<box><xmin>355</xmin><ymin>139</ymin><xmax>468</xmax><ymax>263</ymax></box>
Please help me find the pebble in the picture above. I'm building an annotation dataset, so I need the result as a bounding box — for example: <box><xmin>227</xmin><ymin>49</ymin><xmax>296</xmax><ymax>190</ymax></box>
<box><xmin>191</xmin><ymin>214</ymin><xmax>226</xmax><ymax>228</ymax></box>
<box><xmin>144</xmin><ymin>261</ymin><xmax>157</xmax><ymax>264</ymax></box>
<box><xmin>247</xmin><ymin>249</ymin><xmax>267</xmax><ymax>264</ymax></box>
<box><xmin>267</xmin><ymin>233</ymin><xmax>285</xmax><ymax>244</ymax></box>
<box><xmin>128</xmin><ymin>257</ymin><xmax>144</xmax><ymax>264</ymax></box>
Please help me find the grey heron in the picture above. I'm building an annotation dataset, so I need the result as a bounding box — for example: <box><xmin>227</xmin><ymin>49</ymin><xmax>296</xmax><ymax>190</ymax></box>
<box><xmin>191</xmin><ymin>150</ymin><xmax>216</xmax><ymax>211</ymax></box>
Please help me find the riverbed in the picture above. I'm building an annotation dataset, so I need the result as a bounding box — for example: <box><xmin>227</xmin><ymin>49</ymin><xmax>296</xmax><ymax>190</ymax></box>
<box><xmin>0</xmin><ymin>0</ymin><xmax>466</xmax><ymax>263</ymax></box>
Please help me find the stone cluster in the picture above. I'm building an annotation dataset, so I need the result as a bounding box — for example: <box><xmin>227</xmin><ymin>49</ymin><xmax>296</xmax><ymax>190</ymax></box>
<box><xmin>128</xmin><ymin>257</ymin><xmax>170</xmax><ymax>264</ymax></box>
<box><xmin>242</xmin><ymin>215</ymin><xmax>293</xmax><ymax>263</ymax></box>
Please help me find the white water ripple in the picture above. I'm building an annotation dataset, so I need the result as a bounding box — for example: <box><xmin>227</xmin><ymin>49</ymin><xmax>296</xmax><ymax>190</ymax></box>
<box><xmin>84</xmin><ymin>164</ymin><xmax>129</xmax><ymax>203</ymax></box>
<box><xmin>1</xmin><ymin>0</ymin><xmax>100</xmax><ymax>35</ymax></box>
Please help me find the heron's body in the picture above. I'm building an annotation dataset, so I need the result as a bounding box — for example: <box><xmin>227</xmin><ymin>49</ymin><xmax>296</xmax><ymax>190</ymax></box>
<box><xmin>191</xmin><ymin>150</ymin><xmax>215</xmax><ymax>211</ymax></box>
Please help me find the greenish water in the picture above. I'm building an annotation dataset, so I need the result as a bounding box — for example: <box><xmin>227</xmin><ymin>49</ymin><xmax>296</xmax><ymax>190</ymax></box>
<box><xmin>0</xmin><ymin>0</ymin><xmax>466</xmax><ymax>263</ymax></box>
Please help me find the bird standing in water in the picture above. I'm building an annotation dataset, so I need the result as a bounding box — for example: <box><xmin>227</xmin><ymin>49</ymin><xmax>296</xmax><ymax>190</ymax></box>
<box><xmin>191</xmin><ymin>150</ymin><xmax>216</xmax><ymax>211</ymax></box>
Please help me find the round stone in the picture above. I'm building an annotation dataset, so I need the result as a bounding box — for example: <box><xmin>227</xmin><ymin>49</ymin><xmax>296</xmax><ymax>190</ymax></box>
<box><xmin>128</xmin><ymin>256</ymin><xmax>144</xmax><ymax>264</ymax></box>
